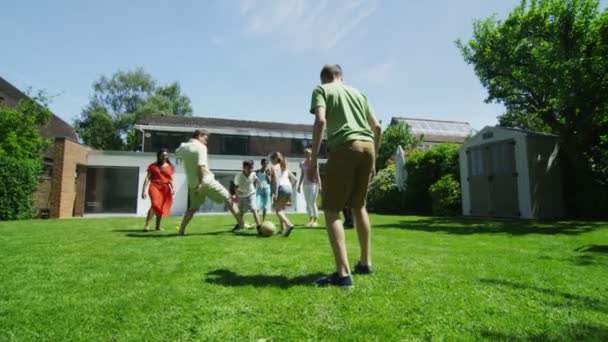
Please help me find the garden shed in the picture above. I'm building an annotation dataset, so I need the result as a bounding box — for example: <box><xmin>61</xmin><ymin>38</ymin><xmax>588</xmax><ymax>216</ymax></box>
<box><xmin>459</xmin><ymin>126</ymin><xmax>563</xmax><ymax>219</ymax></box>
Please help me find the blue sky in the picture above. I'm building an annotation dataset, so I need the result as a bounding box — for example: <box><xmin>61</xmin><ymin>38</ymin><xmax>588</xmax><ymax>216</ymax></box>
<box><xmin>3</xmin><ymin>0</ymin><xmax>605</xmax><ymax>130</ymax></box>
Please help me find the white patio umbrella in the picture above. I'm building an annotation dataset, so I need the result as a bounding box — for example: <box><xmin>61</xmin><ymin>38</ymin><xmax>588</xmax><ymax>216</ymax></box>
<box><xmin>394</xmin><ymin>145</ymin><xmax>407</xmax><ymax>191</ymax></box>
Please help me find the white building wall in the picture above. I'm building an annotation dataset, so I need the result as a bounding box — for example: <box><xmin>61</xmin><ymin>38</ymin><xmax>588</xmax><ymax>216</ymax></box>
<box><xmin>86</xmin><ymin>151</ymin><xmax>309</xmax><ymax>217</ymax></box>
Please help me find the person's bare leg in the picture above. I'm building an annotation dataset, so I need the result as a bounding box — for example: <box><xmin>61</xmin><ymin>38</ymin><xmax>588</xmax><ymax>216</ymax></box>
<box><xmin>144</xmin><ymin>208</ymin><xmax>154</xmax><ymax>231</ymax></box>
<box><xmin>262</xmin><ymin>209</ymin><xmax>267</xmax><ymax>222</ymax></box>
<box><xmin>325</xmin><ymin>210</ymin><xmax>350</xmax><ymax>277</ymax></box>
<box><xmin>178</xmin><ymin>209</ymin><xmax>197</xmax><ymax>235</ymax></box>
<box><xmin>252</xmin><ymin>210</ymin><xmax>261</xmax><ymax>227</ymax></box>
<box><xmin>275</xmin><ymin>199</ymin><xmax>293</xmax><ymax>229</ymax></box>
<box><xmin>353</xmin><ymin>207</ymin><xmax>372</xmax><ymax>266</ymax></box>
<box><xmin>225</xmin><ymin>200</ymin><xmax>242</xmax><ymax>226</ymax></box>
<box><xmin>155</xmin><ymin>215</ymin><xmax>163</xmax><ymax>231</ymax></box>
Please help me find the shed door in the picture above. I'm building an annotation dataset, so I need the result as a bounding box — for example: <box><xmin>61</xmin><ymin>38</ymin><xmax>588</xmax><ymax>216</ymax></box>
<box><xmin>488</xmin><ymin>140</ymin><xmax>519</xmax><ymax>217</ymax></box>
<box><xmin>467</xmin><ymin>147</ymin><xmax>490</xmax><ymax>216</ymax></box>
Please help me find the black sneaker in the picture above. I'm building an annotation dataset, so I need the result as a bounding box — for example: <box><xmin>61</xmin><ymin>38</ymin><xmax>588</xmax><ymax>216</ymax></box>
<box><xmin>283</xmin><ymin>225</ymin><xmax>295</xmax><ymax>237</ymax></box>
<box><xmin>231</xmin><ymin>224</ymin><xmax>242</xmax><ymax>232</ymax></box>
<box><xmin>353</xmin><ymin>261</ymin><xmax>374</xmax><ymax>275</ymax></box>
<box><xmin>315</xmin><ymin>273</ymin><xmax>354</xmax><ymax>288</ymax></box>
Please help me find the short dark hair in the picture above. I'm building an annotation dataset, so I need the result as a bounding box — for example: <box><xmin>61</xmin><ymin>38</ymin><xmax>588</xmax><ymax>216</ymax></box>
<box><xmin>261</xmin><ymin>158</ymin><xmax>268</xmax><ymax>164</ymax></box>
<box><xmin>192</xmin><ymin>129</ymin><xmax>208</xmax><ymax>139</ymax></box>
<box><xmin>243</xmin><ymin>160</ymin><xmax>254</xmax><ymax>168</ymax></box>
<box><xmin>320</xmin><ymin>64</ymin><xmax>343</xmax><ymax>82</ymax></box>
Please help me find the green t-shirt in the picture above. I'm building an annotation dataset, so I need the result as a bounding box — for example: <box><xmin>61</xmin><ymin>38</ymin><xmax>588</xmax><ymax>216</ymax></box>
<box><xmin>309</xmin><ymin>83</ymin><xmax>374</xmax><ymax>149</ymax></box>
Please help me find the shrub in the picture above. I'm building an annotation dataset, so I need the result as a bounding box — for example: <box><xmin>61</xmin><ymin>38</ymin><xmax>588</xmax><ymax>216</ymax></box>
<box><xmin>429</xmin><ymin>174</ymin><xmax>462</xmax><ymax>216</ymax></box>
<box><xmin>367</xmin><ymin>165</ymin><xmax>406</xmax><ymax>213</ymax></box>
<box><xmin>405</xmin><ymin>144</ymin><xmax>460</xmax><ymax>214</ymax></box>
<box><xmin>0</xmin><ymin>156</ymin><xmax>41</xmax><ymax>220</ymax></box>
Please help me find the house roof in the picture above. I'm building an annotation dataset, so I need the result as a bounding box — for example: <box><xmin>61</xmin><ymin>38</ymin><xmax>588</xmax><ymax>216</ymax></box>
<box><xmin>136</xmin><ymin>115</ymin><xmax>314</xmax><ymax>133</ymax></box>
<box><xmin>390</xmin><ymin>116</ymin><xmax>472</xmax><ymax>143</ymax></box>
<box><xmin>0</xmin><ymin>76</ymin><xmax>78</xmax><ymax>141</ymax></box>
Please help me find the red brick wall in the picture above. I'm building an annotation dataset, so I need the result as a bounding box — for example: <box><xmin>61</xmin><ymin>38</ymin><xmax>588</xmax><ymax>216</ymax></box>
<box><xmin>50</xmin><ymin>138</ymin><xmax>89</xmax><ymax>218</ymax></box>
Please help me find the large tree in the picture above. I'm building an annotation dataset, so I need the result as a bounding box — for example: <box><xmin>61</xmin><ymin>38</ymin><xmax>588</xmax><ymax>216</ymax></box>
<box><xmin>0</xmin><ymin>91</ymin><xmax>51</xmax><ymax>160</ymax></box>
<box><xmin>458</xmin><ymin>0</ymin><xmax>608</xmax><ymax>217</ymax></box>
<box><xmin>74</xmin><ymin>68</ymin><xmax>193</xmax><ymax>150</ymax></box>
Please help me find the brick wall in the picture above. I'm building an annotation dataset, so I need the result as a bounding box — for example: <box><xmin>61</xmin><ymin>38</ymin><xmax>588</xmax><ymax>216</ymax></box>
<box><xmin>50</xmin><ymin>138</ymin><xmax>89</xmax><ymax>218</ymax></box>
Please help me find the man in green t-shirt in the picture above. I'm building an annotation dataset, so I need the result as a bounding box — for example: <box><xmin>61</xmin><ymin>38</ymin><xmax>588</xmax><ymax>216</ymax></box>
<box><xmin>309</xmin><ymin>64</ymin><xmax>382</xmax><ymax>288</ymax></box>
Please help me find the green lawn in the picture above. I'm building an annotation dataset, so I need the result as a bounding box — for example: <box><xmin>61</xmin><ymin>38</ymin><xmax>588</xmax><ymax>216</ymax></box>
<box><xmin>1</xmin><ymin>215</ymin><xmax>607</xmax><ymax>341</ymax></box>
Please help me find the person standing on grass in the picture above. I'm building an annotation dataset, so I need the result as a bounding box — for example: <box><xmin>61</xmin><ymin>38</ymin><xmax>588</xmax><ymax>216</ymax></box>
<box><xmin>141</xmin><ymin>148</ymin><xmax>175</xmax><ymax>232</ymax></box>
<box><xmin>256</xmin><ymin>158</ymin><xmax>273</xmax><ymax>222</ymax></box>
<box><xmin>233</xmin><ymin>160</ymin><xmax>262</xmax><ymax>233</ymax></box>
<box><xmin>270</xmin><ymin>152</ymin><xmax>297</xmax><ymax>236</ymax></box>
<box><xmin>175</xmin><ymin>130</ymin><xmax>241</xmax><ymax>236</ymax></box>
<box><xmin>298</xmin><ymin>148</ymin><xmax>321</xmax><ymax>227</ymax></box>
<box><xmin>309</xmin><ymin>64</ymin><xmax>382</xmax><ymax>288</ymax></box>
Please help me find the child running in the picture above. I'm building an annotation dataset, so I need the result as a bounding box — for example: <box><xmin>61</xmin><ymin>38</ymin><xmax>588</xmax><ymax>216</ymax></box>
<box><xmin>233</xmin><ymin>160</ymin><xmax>262</xmax><ymax>232</ymax></box>
<box><xmin>269</xmin><ymin>152</ymin><xmax>297</xmax><ymax>236</ymax></box>
<box><xmin>256</xmin><ymin>158</ymin><xmax>273</xmax><ymax>222</ymax></box>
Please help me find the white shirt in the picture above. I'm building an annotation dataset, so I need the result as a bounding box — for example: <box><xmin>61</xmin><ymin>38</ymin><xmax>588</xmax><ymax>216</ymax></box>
<box><xmin>175</xmin><ymin>139</ymin><xmax>214</xmax><ymax>188</ymax></box>
<box><xmin>234</xmin><ymin>172</ymin><xmax>258</xmax><ymax>196</ymax></box>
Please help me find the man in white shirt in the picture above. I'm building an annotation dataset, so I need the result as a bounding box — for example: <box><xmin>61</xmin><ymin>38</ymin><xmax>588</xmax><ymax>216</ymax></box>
<box><xmin>175</xmin><ymin>130</ymin><xmax>240</xmax><ymax>235</ymax></box>
<box><xmin>233</xmin><ymin>160</ymin><xmax>262</xmax><ymax>232</ymax></box>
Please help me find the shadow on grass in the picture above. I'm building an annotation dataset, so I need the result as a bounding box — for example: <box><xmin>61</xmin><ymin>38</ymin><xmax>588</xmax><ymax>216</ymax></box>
<box><xmin>124</xmin><ymin>230</ymin><xmax>232</xmax><ymax>238</ymax></box>
<box><xmin>374</xmin><ymin>217</ymin><xmax>606</xmax><ymax>236</ymax></box>
<box><xmin>575</xmin><ymin>245</ymin><xmax>608</xmax><ymax>253</ymax></box>
<box><xmin>204</xmin><ymin>269</ymin><xmax>325</xmax><ymax>289</ymax></box>
<box><xmin>480</xmin><ymin>278</ymin><xmax>607</xmax><ymax>314</ymax></box>
<box><xmin>480</xmin><ymin>323</ymin><xmax>608</xmax><ymax>341</ymax></box>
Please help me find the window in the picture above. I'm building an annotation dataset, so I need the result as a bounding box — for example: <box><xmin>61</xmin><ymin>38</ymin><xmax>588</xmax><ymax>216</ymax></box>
<box><xmin>291</xmin><ymin>139</ymin><xmax>312</xmax><ymax>155</ymax></box>
<box><xmin>150</xmin><ymin>131</ymin><xmax>190</xmax><ymax>152</ymax></box>
<box><xmin>85</xmin><ymin>167</ymin><xmax>139</xmax><ymax>213</ymax></box>
<box><xmin>221</xmin><ymin>135</ymin><xmax>249</xmax><ymax>155</ymax></box>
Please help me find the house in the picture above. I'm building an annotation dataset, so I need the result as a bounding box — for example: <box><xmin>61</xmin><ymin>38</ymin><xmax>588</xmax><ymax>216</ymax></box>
<box><xmin>0</xmin><ymin>76</ymin><xmax>83</xmax><ymax>217</ymax></box>
<box><xmin>390</xmin><ymin>117</ymin><xmax>472</xmax><ymax>151</ymax></box>
<box><xmin>459</xmin><ymin>126</ymin><xmax>564</xmax><ymax>219</ymax></box>
<box><xmin>80</xmin><ymin>115</ymin><xmax>326</xmax><ymax>217</ymax></box>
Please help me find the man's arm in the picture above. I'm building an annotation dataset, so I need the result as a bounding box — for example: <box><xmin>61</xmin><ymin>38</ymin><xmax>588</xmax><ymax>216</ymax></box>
<box><xmin>310</xmin><ymin>107</ymin><xmax>326</xmax><ymax>180</ymax></box>
<box><xmin>367</xmin><ymin>111</ymin><xmax>383</xmax><ymax>174</ymax></box>
<box><xmin>311</xmin><ymin>108</ymin><xmax>326</xmax><ymax>161</ymax></box>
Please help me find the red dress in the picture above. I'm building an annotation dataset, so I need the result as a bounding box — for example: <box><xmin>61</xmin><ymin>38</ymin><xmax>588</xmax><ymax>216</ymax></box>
<box><xmin>147</xmin><ymin>163</ymin><xmax>174</xmax><ymax>217</ymax></box>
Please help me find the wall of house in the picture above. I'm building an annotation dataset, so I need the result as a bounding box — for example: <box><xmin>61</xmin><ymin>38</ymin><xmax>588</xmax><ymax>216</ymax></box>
<box><xmin>143</xmin><ymin>130</ymin><xmax>327</xmax><ymax>159</ymax></box>
<box><xmin>50</xmin><ymin>138</ymin><xmax>90</xmax><ymax>218</ymax></box>
<box><xmin>86</xmin><ymin>151</ymin><xmax>310</xmax><ymax>217</ymax></box>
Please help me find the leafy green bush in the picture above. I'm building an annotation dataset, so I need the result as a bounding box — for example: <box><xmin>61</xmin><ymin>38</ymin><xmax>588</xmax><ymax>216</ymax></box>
<box><xmin>429</xmin><ymin>174</ymin><xmax>462</xmax><ymax>216</ymax></box>
<box><xmin>0</xmin><ymin>156</ymin><xmax>41</xmax><ymax>220</ymax></box>
<box><xmin>405</xmin><ymin>144</ymin><xmax>460</xmax><ymax>214</ymax></box>
<box><xmin>367</xmin><ymin>165</ymin><xmax>406</xmax><ymax>214</ymax></box>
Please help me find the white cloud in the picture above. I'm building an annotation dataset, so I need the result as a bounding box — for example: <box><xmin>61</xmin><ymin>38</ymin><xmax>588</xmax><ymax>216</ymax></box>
<box><xmin>237</xmin><ymin>0</ymin><xmax>377</xmax><ymax>51</ymax></box>
<box><xmin>353</xmin><ymin>61</ymin><xmax>396</xmax><ymax>86</ymax></box>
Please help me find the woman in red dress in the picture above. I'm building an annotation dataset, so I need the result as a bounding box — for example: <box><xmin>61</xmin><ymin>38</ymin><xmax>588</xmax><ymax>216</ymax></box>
<box><xmin>141</xmin><ymin>148</ymin><xmax>175</xmax><ymax>231</ymax></box>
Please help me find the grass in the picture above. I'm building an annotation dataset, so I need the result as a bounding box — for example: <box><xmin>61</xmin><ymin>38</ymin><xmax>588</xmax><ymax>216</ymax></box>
<box><xmin>0</xmin><ymin>214</ymin><xmax>607</xmax><ymax>341</ymax></box>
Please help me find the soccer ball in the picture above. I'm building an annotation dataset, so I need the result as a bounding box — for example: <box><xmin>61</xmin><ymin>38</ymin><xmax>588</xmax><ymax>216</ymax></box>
<box><xmin>259</xmin><ymin>221</ymin><xmax>276</xmax><ymax>237</ymax></box>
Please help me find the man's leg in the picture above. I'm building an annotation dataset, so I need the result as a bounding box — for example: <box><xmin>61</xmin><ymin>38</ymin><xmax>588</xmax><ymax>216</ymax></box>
<box><xmin>353</xmin><ymin>207</ymin><xmax>372</xmax><ymax>267</ymax></box>
<box><xmin>178</xmin><ymin>209</ymin><xmax>197</xmax><ymax>235</ymax></box>
<box><xmin>227</xmin><ymin>199</ymin><xmax>243</xmax><ymax>227</ymax></box>
<box><xmin>324</xmin><ymin>209</ymin><xmax>350</xmax><ymax>277</ymax></box>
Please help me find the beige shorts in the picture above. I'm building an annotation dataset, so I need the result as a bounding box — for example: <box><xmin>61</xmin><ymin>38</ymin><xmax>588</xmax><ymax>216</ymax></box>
<box><xmin>323</xmin><ymin>140</ymin><xmax>375</xmax><ymax>211</ymax></box>
<box><xmin>188</xmin><ymin>180</ymin><xmax>231</xmax><ymax>210</ymax></box>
